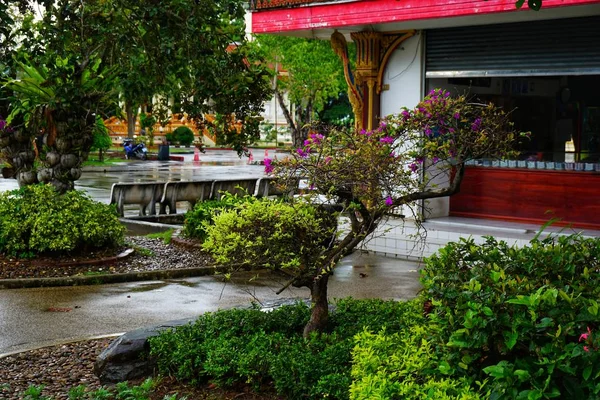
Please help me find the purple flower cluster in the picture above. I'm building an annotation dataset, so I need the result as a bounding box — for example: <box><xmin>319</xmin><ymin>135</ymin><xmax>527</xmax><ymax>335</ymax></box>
<box><xmin>385</xmin><ymin>196</ymin><xmax>393</xmax><ymax>206</ymax></box>
<box><xmin>304</xmin><ymin>132</ymin><xmax>324</xmax><ymax>147</ymax></box>
<box><xmin>471</xmin><ymin>117</ymin><xmax>482</xmax><ymax>132</ymax></box>
<box><xmin>264</xmin><ymin>157</ymin><xmax>274</xmax><ymax>173</ymax></box>
<box><xmin>297</xmin><ymin>148</ymin><xmax>308</xmax><ymax>158</ymax></box>
<box><xmin>379</xmin><ymin>136</ymin><xmax>394</xmax><ymax>144</ymax></box>
<box><xmin>0</xmin><ymin>117</ymin><xmax>13</xmax><ymax>133</ymax></box>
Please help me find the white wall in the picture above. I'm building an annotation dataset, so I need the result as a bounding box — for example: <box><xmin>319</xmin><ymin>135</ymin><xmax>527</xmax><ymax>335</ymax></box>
<box><xmin>380</xmin><ymin>32</ymin><xmax>424</xmax><ymax>117</ymax></box>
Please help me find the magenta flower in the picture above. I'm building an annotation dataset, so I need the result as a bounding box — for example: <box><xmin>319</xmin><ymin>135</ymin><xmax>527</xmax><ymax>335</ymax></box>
<box><xmin>409</xmin><ymin>163</ymin><xmax>418</xmax><ymax>172</ymax></box>
<box><xmin>324</xmin><ymin>156</ymin><xmax>332</xmax><ymax>164</ymax></box>
<box><xmin>385</xmin><ymin>196</ymin><xmax>393</xmax><ymax>206</ymax></box>
<box><xmin>471</xmin><ymin>117</ymin><xmax>482</xmax><ymax>131</ymax></box>
<box><xmin>297</xmin><ymin>148</ymin><xmax>308</xmax><ymax>158</ymax></box>
<box><xmin>264</xmin><ymin>157</ymin><xmax>274</xmax><ymax>174</ymax></box>
<box><xmin>432</xmin><ymin>156</ymin><xmax>440</xmax><ymax>164</ymax></box>
<box><xmin>401</xmin><ymin>110</ymin><xmax>410</xmax><ymax>121</ymax></box>
<box><xmin>424</xmin><ymin>127</ymin><xmax>433</xmax><ymax>137</ymax></box>
<box><xmin>453</xmin><ymin>112</ymin><xmax>460</xmax><ymax>120</ymax></box>
<box><xmin>380</xmin><ymin>136</ymin><xmax>394</xmax><ymax>144</ymax></box>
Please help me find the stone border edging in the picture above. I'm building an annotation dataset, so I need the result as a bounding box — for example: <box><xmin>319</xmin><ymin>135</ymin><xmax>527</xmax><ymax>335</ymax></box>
<box><xmin>0</xmin><ymin>333</ymin><xmax>124</xmax><ymax>360</ymax></box>
<box><xmin>0</xmin><ymin>265</ymin><xmax>229</xmax><ymax>290</ymax></box>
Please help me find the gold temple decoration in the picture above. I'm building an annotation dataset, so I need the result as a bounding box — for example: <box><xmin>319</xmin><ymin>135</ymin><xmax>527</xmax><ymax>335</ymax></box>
<box><xmin>331</xmin><ymin>30</ymin><xmax>415</xmax><ymax>131</ymax></box>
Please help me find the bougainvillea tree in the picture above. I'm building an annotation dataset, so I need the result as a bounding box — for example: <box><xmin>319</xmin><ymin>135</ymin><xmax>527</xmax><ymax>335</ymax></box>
<box><xmin>206</xmin><ymin>89</ymin><xmax>525</xmax><ymax>336</ymax></box>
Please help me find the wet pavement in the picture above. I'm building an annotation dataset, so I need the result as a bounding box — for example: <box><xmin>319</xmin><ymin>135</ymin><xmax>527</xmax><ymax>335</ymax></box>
<box><xmin>0</xmin><ymin>252</ymin><xmax>422</xmax><ymax>355</ymax></box>
<box><xmin>0</xmin><ymin>149</ymin><xmax>423</xmax><ymax>355</ymax></box>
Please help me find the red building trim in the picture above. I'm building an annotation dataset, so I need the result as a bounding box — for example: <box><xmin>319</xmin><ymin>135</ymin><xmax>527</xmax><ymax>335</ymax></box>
<box><xmin>252</xmin><ymin>0</ymin><xmax>599</xmax><ymax>33</ymax></box>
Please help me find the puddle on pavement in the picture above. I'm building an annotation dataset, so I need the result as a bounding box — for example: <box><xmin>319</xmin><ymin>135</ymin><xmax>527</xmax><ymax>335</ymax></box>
<box><xmin>167</xmin><ymin>280</ymin><xmax>199</xmax><ymax>288</ymax></box>
<box><xmin>128</xmin><ymin>282</ymin><xmax>169</xmax><ymax>292</ymax></box>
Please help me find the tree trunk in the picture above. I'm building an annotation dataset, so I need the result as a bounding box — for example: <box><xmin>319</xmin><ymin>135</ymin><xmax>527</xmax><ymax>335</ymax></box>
<box><xmin>275</xmin><ymin>89</ymin><xmax>303</xmax><ymax>148</ymax></box>
<box><xmin>303</xmin><ymin>274</ymin><xmax>330</xmax><ymax>338</ymax></box>
<box><xmin>99</xmin><ymin>148</ymin><xmax>104</xmax><ymax>162</ymax></box>
<box><xmin>126</xmin><ymin>102</ymin><xmax>136</xmax><ymax>138</ymax></box>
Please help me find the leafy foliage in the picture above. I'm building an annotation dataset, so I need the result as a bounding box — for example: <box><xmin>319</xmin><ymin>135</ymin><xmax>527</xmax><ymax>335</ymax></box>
<box><xmin>350</xmin><ymin>328</ymin><xmax>482</xmax><ymax>400</ymax></box>
<box><xmin>149</xmin><ymin>298</ymin><xmax>424</xmax><ymax>399</ymax></box>
<box><xmin>172</xmin><ymin>126</ymin><xmax>195</xmax><ymax>147</ymax></box>
<box><xmin>22</xmin><ymin>378</ymin><xmax>181</xmax><ymax>399</ymax></box>
<box><xmin>182</xmin><ymin>194</ymin><xmax>246</xmax><ymax>240</ymax></box>
<box><xmin>420</xmin><ymin>234</ymin><xmax>600</xmax><ymax>399</ymax></box>
<box><xmin>253</xmin><ymin>34</ymin><xmax>347</xmax><ymax>146</ymax></box>
<box><xmin>202</xmin><ymin>198</ymin><xmax>336</xmax><ymax>273</ymax></box>
<box><xmin>0</xmin><ymin>184</ymin><xmax>124</xmax><ymax>256</ymax></box>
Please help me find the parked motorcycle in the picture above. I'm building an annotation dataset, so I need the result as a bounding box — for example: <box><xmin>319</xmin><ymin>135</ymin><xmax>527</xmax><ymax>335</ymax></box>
<box><xmin>123</xmin><ymin>139</ymin><xmax>148</xmax><ymax>160</ymax></box>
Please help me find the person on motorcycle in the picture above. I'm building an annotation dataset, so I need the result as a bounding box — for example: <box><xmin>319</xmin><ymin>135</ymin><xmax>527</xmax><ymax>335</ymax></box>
<box><xmin>123</xmin><ymin>140</ymin><xmax>134</xmax><ymax>159</ymax></box>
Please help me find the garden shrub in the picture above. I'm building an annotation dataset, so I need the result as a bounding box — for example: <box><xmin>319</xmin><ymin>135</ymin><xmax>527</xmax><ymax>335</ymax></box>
<box><xmin>181</xmin><ymin>194</ymin><xmax>246</xmax><ymax>240</ymax></box>
<box><xmin>202</xmin><ymin>198</ymin><xmax>336</xmax><ymax>270</ymax></box>
<box><xmin>420</xmin><ymin>234</ymin><xmax>600</xmax><ymax>399</ymax></box>
<box><xmin>0</xmin><ymin>184</ymin><xmax>125</xmax><ymax>256</ymax></box>
<box><xmin>173</xmin><ymin>126</ymin><xmax>195</xmax><ymax>147</ymax></box>
<box><xmin>350</xmin><ymin>327</ymin><xmax>482</xmax><ymax>400</ymax></box>
<box><xmin>149</xmin><ymin>298</ymin><xmax>423</xmax><ymax>399</ymax></box>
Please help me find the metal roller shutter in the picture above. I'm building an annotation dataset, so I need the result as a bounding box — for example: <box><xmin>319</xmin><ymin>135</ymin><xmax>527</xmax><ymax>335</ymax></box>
<box><xmin>426</xmin><ymin>16</ymin><xmax>600</xmax><ymax>77</ymax></box>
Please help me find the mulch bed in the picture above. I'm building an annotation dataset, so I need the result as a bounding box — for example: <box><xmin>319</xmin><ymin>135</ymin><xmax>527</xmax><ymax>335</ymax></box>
<box><xmin>0</xmin><ymin>236</ymin><xmax>215</xmax><ymax>281</ymax></box>
<box><xmin>0</xmin><ymin>246</ymin><xmax>133</xmax><ymax>280</ymax></box>
<box><xmin>0</xmin><ymin>339</ymin><xmax>280</xmax><ymax>400</ymax></box>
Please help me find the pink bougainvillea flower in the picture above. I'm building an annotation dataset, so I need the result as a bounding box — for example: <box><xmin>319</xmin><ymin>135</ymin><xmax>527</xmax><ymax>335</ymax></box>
<box><xmin>379</xmin><ymin>136</ymin><xmax>394</xmax><ymax>144</ymax></box>
<box><xmin>297</xmin><ymin>148</ymin><xmax>309</xmax><ymax>158</ymax></box>
<box><xmin>580</xmin><ymin>327</ymin><xmax>593</xmax><ymax>342</ymax></box>
<box><xmin>324</xmin><ymin>156</ymin><xmax>333</xmax><ymax>164</ymax></box>
<box><xmin>264</xmin><ymin>157</ymin><xmax>274</xmax><ymax>174</ymax></box>
<box><xmin>385</xmin><ymin>196</ymin><xmax>393</xmax><ymax>206</ymax></box>
<box><xmin>409</xmin><ymin>163</ymin><xmax>418</xmax><ymax>173</ymax></box>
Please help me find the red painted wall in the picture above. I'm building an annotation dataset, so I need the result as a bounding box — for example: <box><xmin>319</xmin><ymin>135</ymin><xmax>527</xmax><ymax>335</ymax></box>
<box><xmin>450</xmin><ymin>167</ymin><xmax>600</xmax><ymax>229</ymax></box>
<box><xmin>252</xmin><ymin>0</ymin><xmax>599</xmax><ymax>33</ymax></box>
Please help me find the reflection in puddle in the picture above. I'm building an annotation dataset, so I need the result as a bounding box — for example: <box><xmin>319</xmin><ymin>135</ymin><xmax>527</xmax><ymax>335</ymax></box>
<box><xmin>128</xmin><ymin>282</ymin><xmax>168</xmax><ymax>292</ymax></box>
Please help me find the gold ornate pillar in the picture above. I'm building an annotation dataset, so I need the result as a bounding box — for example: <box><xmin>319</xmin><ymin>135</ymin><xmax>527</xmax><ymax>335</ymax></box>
<box><xmin>331</xmin><ymin>30</ymin><xmax>415</xmax><ymax>131</ymax></box>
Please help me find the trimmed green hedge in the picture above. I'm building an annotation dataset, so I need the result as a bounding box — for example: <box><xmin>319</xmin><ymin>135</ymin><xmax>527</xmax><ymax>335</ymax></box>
<box><xmin>0</xmin><ymin>184</ymin><xmax>125</xmax><ymax>257</ymax></box>
<box><xmin>149</xmin><ymin>298</ymin><xmax>424</xmax><ymax>399</ymax></box>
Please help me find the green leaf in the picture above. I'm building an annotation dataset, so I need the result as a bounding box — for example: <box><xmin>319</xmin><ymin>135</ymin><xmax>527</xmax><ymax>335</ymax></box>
<box><xmin>483</xmin><ymin>364</ymin><xmax>506</xmax><ymax>378</ymax></box>
<box><xmin>503</xmin><ymin>331</ymin><xmax>518</xmax><ymax>350</ymax></box>
<box><xmin>515</xmin><ymin>0</ymin><xmax>526</xmax><ymax>8</ymax></box>
<box><xmin>584</xmin><ymin>365</ymin><xmax>593</xmax><ymax>381</ymax></box>
<box><xmin>438</xmin><ymin>360</ymin><xmax>453</xmax><ymax>375</ymax></box>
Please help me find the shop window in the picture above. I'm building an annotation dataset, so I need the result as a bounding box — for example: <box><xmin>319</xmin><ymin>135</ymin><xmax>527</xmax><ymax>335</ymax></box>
<box><xmin>428</xmin><ymin>76</ymin><xmax>600</xmax><ymax>171</ymax></box>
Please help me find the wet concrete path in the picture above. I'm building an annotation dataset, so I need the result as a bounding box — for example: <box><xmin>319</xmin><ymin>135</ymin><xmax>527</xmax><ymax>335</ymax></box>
<box><xmin>0</xmin><ymin>252</ymin><xmax>422</xmax><ymax>355</ymax></box>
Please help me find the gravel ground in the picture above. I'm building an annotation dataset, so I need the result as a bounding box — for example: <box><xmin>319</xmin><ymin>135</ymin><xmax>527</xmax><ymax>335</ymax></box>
<box><xmin>0</xmin><ymin>236</ymin><xmax>214</xmax><ymax>280</ymax></box>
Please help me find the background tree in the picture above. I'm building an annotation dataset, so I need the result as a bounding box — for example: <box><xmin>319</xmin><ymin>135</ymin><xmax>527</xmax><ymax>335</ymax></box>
<box><xmin>204</xmin><ymin>89</ymin><xmax>525</xmax><ymax>336</ymax></box>
<box><xmin>1</xmin><ymin>0</ymin><xmax>271</xmax><ymax>191</ymax></box>
<box><xmin>254</xmin><ymin>35</ymin><xmax>348</xmax><ymax>147</ymax></box>
<box><xmin>91</xmin><ymin>116</ymin><xmax>112</xmax><ymax>163</ymax></box>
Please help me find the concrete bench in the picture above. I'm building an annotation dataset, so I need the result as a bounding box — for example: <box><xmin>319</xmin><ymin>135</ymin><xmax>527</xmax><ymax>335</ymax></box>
<box><xmin>255</xmin><ymin>177</ymin><xmax>300</xmax><ymax>198</ymax></box>
<box><xmin>110</xmin><ymin>182</ymin><xmax>166</xmax><ymax>217</ymax></box>
<box><xmin>210</xmin><ymin>178</ymin><xmax>259</xmax><ymax>200</ymax></box>
<box><xmin>160</xmin><ymin>180</ymin><xmax>214</xmax><ymax>214</ymax></box>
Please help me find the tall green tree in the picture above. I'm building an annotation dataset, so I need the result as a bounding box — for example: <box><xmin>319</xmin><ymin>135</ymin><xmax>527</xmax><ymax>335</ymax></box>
<box><xmin>254</xmin><ymin>35</ymin><xmax>348</xmax><ymax>147</ymax></box>
<box><xmin>1</xmin><ymin>0</ymin><xmax>271</xmax><ymax>191</ymax></box>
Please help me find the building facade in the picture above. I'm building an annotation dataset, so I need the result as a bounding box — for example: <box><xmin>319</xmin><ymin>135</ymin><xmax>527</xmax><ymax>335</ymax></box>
<box><xmin>249</xmin><ymin>0</ymin><xmax>600</xmax><ymax>258</ymax></box>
